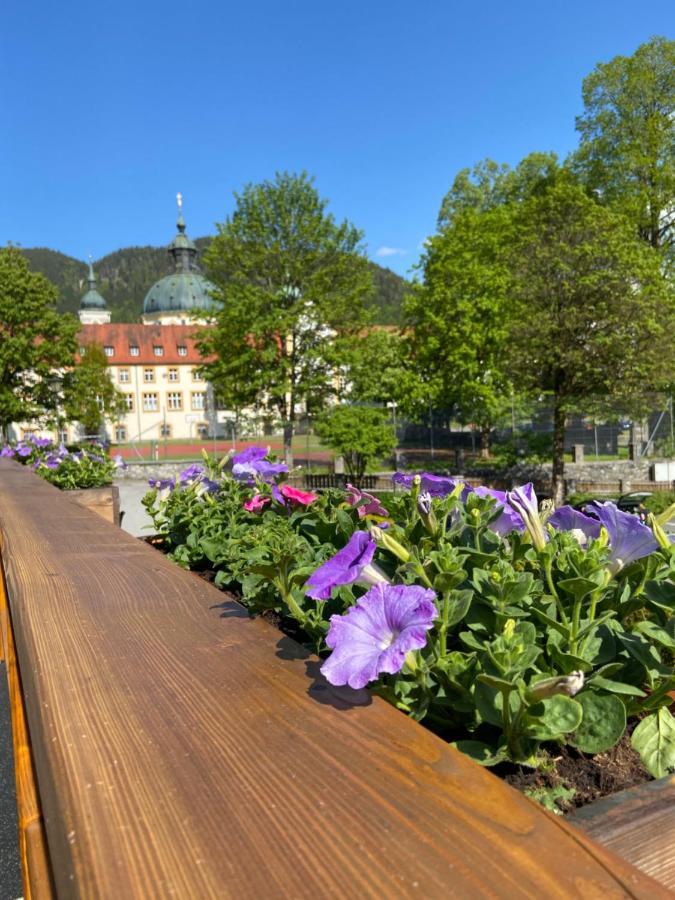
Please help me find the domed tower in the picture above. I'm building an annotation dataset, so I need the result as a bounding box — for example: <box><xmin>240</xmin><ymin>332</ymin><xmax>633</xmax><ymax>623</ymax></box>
<box><xmin>142</xmin><ymin>193</ymin><xmax>217</xmax><ymax>325</ymax></box>
<box><xmin>78</xmin><ymin>258</ymin><xmax>111</xmax><ymax>324</ymax></box>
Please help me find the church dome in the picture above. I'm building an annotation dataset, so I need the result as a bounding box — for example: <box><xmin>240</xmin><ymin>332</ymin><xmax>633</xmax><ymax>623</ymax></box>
<box><xmin>80</xmin><ymin>259</ymin><xmax>107</xmax><ymax>309</ymax></box>
<box><xmin>142</xmin><ymin>195</ymin><xmax>216</xmax><ymax>317</ymax></box>
<box><xmin>143</xmin><ymin>271</ymin><xmax>215</xmax><ymax>315</ymax></box>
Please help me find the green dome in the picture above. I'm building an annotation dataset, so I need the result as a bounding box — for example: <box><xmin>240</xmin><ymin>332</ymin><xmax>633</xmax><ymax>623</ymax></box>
<box><xmin>143</xmin><ymin>271</ymin><xmax>216</xmax><ymax>315</ymax></box>
<box><xmin>80</xmin><ymin>260</ymin><xmax>108</xmax><ymax>310</ymax></box>
<box><xmin>142</xmin><ymin>203</ymin><xmax>217</xmax><ymax>316</ymax></box>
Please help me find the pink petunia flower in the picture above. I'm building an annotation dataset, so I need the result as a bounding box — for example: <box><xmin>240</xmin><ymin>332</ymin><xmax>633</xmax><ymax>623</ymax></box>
<box><xmin>244</xmin><ymin>494</ymin><xmax>271</xmax><ymax>513</ymax></box>
<box><xmin>279</xmin><ymin>483</ymin><xmax>318</xmax><ymax>506</ymax></box>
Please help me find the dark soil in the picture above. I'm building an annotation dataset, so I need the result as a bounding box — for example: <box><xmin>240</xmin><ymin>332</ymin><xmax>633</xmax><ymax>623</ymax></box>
<box><xmin>143</xmin><ymin>534</ymin><xmax>654</xmax><ymax>814</ymax></box>
<box><xmin>499</xmin><ymin>729</ymin><xmax>650</xmax><ymax>813</ymax></box>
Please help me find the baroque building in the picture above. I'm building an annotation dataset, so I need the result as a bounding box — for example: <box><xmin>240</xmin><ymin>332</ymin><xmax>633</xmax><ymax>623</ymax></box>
<box><xmin>67</xmin><ymin>195</ymin><xmax>220</xmax><ymax>443</ymax></box>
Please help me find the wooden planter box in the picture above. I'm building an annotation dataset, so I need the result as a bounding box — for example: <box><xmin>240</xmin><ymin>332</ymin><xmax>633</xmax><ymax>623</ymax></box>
<box><xmin>0</xmin><ymin>459</ymin><xmax>670</xmax><ymax>898</ymax></box>
<box><xmin>65</xmin><ymin>485</ymin><xmax>120</xmax><ymax>527</ymax></box>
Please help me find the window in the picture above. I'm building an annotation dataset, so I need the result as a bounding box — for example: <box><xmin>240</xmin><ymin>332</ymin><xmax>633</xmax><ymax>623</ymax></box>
<box><xmin>118</xmin><ymin>368</ymin><xmax>130</xmax><ymax>384</ymax></box>
<box><xmin>143</xmin><ymin>392</ymin><xmax>158</xmax><ymax>412</ymax></box>
<box><xmin>191</xmin><ymin>391</ymin><xmax>206</xmax><ymax>411</ymax></box>
<box><xmin>143</xmin><ymin>368</ymin><xmax>155</xmax><ymax>383</ymax></box>
<box><xmin>124</xmin><ymin>394</ymin><xmax>135</xmax><ymax>412</ymax></box>
<box><xmin>167</xmin><ymin>392</ymin><xmax>183</xmax><ymax>411</ymax></box>
<box><xmin>129</xmin><ymin>345</ymin><xmax>140</xmax><ymax>357</ymax></box>
<box><xmin>197</xmin><ymin>423</ymin><xmax>209</xmax><ymax>438</ymax></box>
<box><xmin>115</xmin><ymin>425</ymin><xmax>127</xmax><ymax>442</ymax></box>
<box><xmin>160</xmin><ymin>424</ymin><xmax>172</xmax><ymax>438</ymax></box>
<box><xmin>104</xmin><ymin>345</ymin><xmax>114</xmax><ymax>357</ymax></box>
<box><xmin>153</xmin><ymin>346</ymin><xmax>164</xmax><ymax>357</ymax></box>
<box><xmin>58</xmin><ymin>429</ymin><xmax>68</xmax><ymax>445</ymax></box>
<box><xmin>177</xmin><ymin>345</ymin><xmax>188</xmax><ymax>357</ymax></box>
<box><xmin>167</xmin><ymin>367</ymin><xmax>179</xmax><ymax>382</ymax></box>
<box><xmin>191</xmin><ymin>368</ymin><xmax>203</xmax><ymax>382</ymax></box>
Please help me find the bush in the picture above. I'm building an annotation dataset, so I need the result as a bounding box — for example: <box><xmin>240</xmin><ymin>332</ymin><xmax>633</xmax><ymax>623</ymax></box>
<box><xmin>314</xmin><ymin>406</ymin><xmax>397</xmax><ymax>486</ymax></box>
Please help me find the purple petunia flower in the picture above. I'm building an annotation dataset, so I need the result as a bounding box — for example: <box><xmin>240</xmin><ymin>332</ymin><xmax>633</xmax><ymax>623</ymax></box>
<box><xmin>16</xmin><ymin>444</ymin><xmax>32</xmax><ymax>458</ymax></box>
<box><xmin>231</xmin><ymin>446</ymin><xmax>288</xmax><ymax>484</ymax></box>
<box><xmin>549</xmin><ymin>506</ymin><xmax>601</xmax><ymax>544</ymax></box>
<box><xmin>473</xmin><ymin>486</ymin><xmax>526</xmax><ymax>536</ymax></box>
<box><xmin>587</xmin><ymin>501</ymin><xmax>658</xmax><ymax>573</ymax></box>
<box><xmin>305</xmin><ymin>531</ymin><xmax>387</xmax><ymax>600</ymax></box>
<box><xmin>148</xmin><ymin>477</ymin><xmax>175</xmax><ymax>491</ymax></box>
<box><xmin>42</xmin><ymin>454</ymin><xmax>62</xmax><ymax>470</ymax></box>
<box><xmin>0</xmin><ymin>446</ymin><xmax>15</xmax><ymax>458</ymax></box>
<box><xmin>56</xmin><ymin>444</ymin><xmax>69</xmax><ymax>459</ymax></box>
<box><xmin>179</xmin><ymin>464</ymin><xmax>204</xmax><ymax>483</ymax></box>
<box><xmin>34</xmin><ymin>437</ymin><xmax>52</xmax><ymax>449</ymax></box>
<box><xmin>392</xmin><ymin>471</ymin><xmax>459</xmax><ymax>497</ymax></box>
<box><xmin>196</xmin><ymin>477</ymin><xmax>220</xmax><ymax>495</ymax></box>
<box><xmin>113</xmin><ymin>454</ymin><xmax>127</xmax><ymax>470</ymax></box>
<box><xmin>320</xmin><ymin>583</ymin><xmax>438</xmax><ymax>689</ymax></box>
<box><xmin>505</xmin><ymin>483</ymin><xmax>547</xmax><ymax>550</ymax></box>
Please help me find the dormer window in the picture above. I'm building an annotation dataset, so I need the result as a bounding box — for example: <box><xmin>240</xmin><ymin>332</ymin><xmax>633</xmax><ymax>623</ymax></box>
<box><xmin>104</xmin><ymin>346</ymin><xmax>114</xmax><ymax>357</ymax></box>
<box><xmin>129</xmin><ymin>345</ymin><xmax>140</xmax><ymax>357</ymax></box>
<box><xmin>153</xmin><ymin>346</ymin><xmax>164</xmax><ymax>357</ymax></box>
<box><xmin>177</xmin><ymin>345</ymin><xmax>188</xmax><ymax>357</ymax></box>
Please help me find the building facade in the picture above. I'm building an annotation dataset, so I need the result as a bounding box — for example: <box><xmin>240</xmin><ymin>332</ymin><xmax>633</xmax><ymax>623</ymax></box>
<box><xmin>12</xmin><ymin>197</ymin><xmax>223</xmax><ymax>445</ymax></box>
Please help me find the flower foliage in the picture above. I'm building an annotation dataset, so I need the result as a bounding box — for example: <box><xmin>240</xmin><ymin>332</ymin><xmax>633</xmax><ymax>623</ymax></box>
<box><xmin>143</xmin><ymin>454</ymin><xmax>675</xmax><ymax>779</ymax></box>
<box><xmin>1</xmin><ymin>435</ymin><xmax>120</xmax><ymax>489</ymax></box>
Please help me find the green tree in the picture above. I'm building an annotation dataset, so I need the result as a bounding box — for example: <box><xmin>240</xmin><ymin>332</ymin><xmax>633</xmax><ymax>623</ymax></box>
<box><xmin>507</xmin><ymin>178</ymin><xmax>675</xmax><ymax>503</ymax></box>
<box><xmin>437</xmin><ymin>152</ymin><xmax>559</xmax><ymax>229</ymax></box>
<box><xmin>314</xmin><ymin>406</ymin><xmax>397</xmax><ymax>486</ymax></box>
<box><xmin>0</xmin><ymin>246</ymin><xmax>79</xmax><ymax>436</ymax></box>
<box><xmin>62</xmin><ymin>343</ymin><xmax>128</xmax><ymax>436</ymax></box>
<box><xmin>406</xmin><ymin>205</ymin><xmax>516</xmax><ymax>454</ymax></box>
<box><xmin>573</xmin><ymin>36</ymin><xmax>675</xmax><ymax>253</ymax></box>
<box><xmin>198</xmin><ymin>172</ymin><xmax>373</xmax><ymax>465</ymax></box>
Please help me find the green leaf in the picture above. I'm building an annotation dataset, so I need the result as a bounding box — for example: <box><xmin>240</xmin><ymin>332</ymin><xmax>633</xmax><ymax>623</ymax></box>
<box><xmin>444</xmin><ymin>590</ymin><xmax>473</xmax><ymax>628</ymax></box>
<box><xmin>587</xmin><ymin>676</ymin><xmax>646</xmax><ymax>697</ymax></box>
<box><xmin>634</xmin><ymin>620</ymin><xmax>675</xmax><ymax>651</ymax></box>
<box><xmin>477</xmin><ymin>674</ymin><xmax>517</xmax><ymax>692</ymax></box>
<box><xmin>557</xmin><ymin>577</ymin><xmax>601</xmax><ymax>599</ymax></box>
<box><xmin>631</xmin><ymin>708</ymin><xmax>675</xmax><ymax>779</ymax></box>
<box><xmin>526</xmin><ymin>695</ymin><xmax>583</xmax><ymax>740</ymax></box>
<box><xmin>451</xmin><ymin>740</ymin><xmax>508</xmax><ymax>767</ymax></box>
<box><xmin>571</xmin><ymin>692</ymin><xmax>626</xmax><ymax>754</ymax></box>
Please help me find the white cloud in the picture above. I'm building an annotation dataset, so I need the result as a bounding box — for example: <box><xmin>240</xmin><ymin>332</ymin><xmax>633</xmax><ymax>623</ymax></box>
<box><xmin>376</xmin><ymin>246</ymin><xmax>406</xmax><ymax>257</ymax></box>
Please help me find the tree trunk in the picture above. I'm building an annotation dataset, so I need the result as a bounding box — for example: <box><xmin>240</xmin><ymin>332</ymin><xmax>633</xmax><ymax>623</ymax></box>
<box><xmin>480</xmin><ymin>426</ymin><xmax>491</xmax><ymax>459</ymax></box>
<box><xmin>283</xmin><ymin>421</ymin><xmax>294</xmax><ymax>469</ymax></box>
<box><xmin>551</xmin><ymin>402</ymin><xmax>566</xmax><ymax>507</ymax></box>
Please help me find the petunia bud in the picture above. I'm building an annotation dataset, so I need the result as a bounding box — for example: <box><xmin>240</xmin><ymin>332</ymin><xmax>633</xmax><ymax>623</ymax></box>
<box><xmin>527</xmin><ymin>670</ymin><xmax>585</xmax><ymax>702</ymax></box>
<box><xmin>370</xmin><ymin>525</ymin><xmax>410</xmax><ymax>563</ymax></box>
<box><xmin>649</xmin><ymin>514</ymin><xmax>673</xmax><ymax>551</ymax></box>
<box><xmin>417</xmin><ymin>492</ymin><xmax>438</xmax><ymax>535</ymax></box>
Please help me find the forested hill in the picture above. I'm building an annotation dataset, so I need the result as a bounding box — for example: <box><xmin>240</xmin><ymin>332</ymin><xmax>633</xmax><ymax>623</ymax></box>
<box><xmin>22</xmin><ymin>242</ymin><xmax>409</xmax><ymax>325</ymax></box>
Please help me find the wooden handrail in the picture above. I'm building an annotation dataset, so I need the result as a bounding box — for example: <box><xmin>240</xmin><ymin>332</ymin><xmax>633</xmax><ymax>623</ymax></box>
<box><xmin>0</xmin><ymin>459</ymin><xmax>668</xmax><ymax>898</ymax></box>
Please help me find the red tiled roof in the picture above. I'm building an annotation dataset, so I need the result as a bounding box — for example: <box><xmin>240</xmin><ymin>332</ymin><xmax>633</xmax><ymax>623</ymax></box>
<box><xmin>77</xmin><ymin>323</ymin><xmax>211</xmax><ymax>365</ymax></box>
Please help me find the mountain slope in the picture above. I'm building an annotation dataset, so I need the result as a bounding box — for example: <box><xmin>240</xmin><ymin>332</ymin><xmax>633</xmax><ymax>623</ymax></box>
<box><xmin>22</xmin><ymin>241</ymin><xmax>409</xmax><ymax>325</ymax></box>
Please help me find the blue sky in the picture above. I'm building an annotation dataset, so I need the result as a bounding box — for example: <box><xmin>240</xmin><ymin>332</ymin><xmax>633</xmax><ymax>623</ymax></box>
<box><xmin>1</xmin><ymin>1</ymin><xmax>673</xmax><ymax>276</ymax></box>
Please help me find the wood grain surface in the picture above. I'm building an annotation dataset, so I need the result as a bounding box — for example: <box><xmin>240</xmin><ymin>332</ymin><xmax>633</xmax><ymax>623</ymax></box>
<box><xmin>569</xmin><ymin>775</ymin><xmax>675</xmax><ymax>891</ymax></box>
<box><xmin>0</xmin><ymin>535</ymin><xmax>54</xmax><ymax>898</ymax></box>
<box><xmin>0</xmin><ymin>459</ymin><xmax>669</xmax><ymax>899</ymax></box>
<box><xmin>65</xmin><ymin>485</ymin><xmax>120</xmax><ymax>526</ymax></box>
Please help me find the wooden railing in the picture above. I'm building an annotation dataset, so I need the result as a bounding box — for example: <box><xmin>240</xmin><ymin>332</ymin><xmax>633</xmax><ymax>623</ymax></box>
<box><xmin>0</xmin><ymin>459</ymin><xmax>668</xmax><ymax>898</ymax></box>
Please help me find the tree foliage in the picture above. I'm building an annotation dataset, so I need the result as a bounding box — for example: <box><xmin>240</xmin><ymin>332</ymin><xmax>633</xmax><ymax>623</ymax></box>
<box><xmin>573</xmin><ymin>36</ymin><xmax>675</xmax><ymax>253</ymax></box>
<box><xmin>406</xmin><ymin>205</ymin><xmax>516</xmax><ymax>451</ymax></box>
<box><xmin>437</xmin><ymin>152</ymin><xmax>559</xmax><ymax>229</ymax></box>
<box><xmin>0</xmin><ymin>246</ymin><xmax>79</xmax><ymax>434</ymax></box>
<box><xmin>314</xmin><ymin>406</ymin><xmax>397</xmax><ymax>485</ymax></box>
<box><xmin>507</xmin><ymin>178</ymin><xmax>675</xmax><ymax>502</ymax></box>
<box><xmin>62</xmin><ymin>342</ymin><xmax>128</xmax><ymax>436</ymax></box>
<box><xmin>198</xmin><ymin>172</ymin><xmax>374</xmax><ymax>464</ymax></box>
